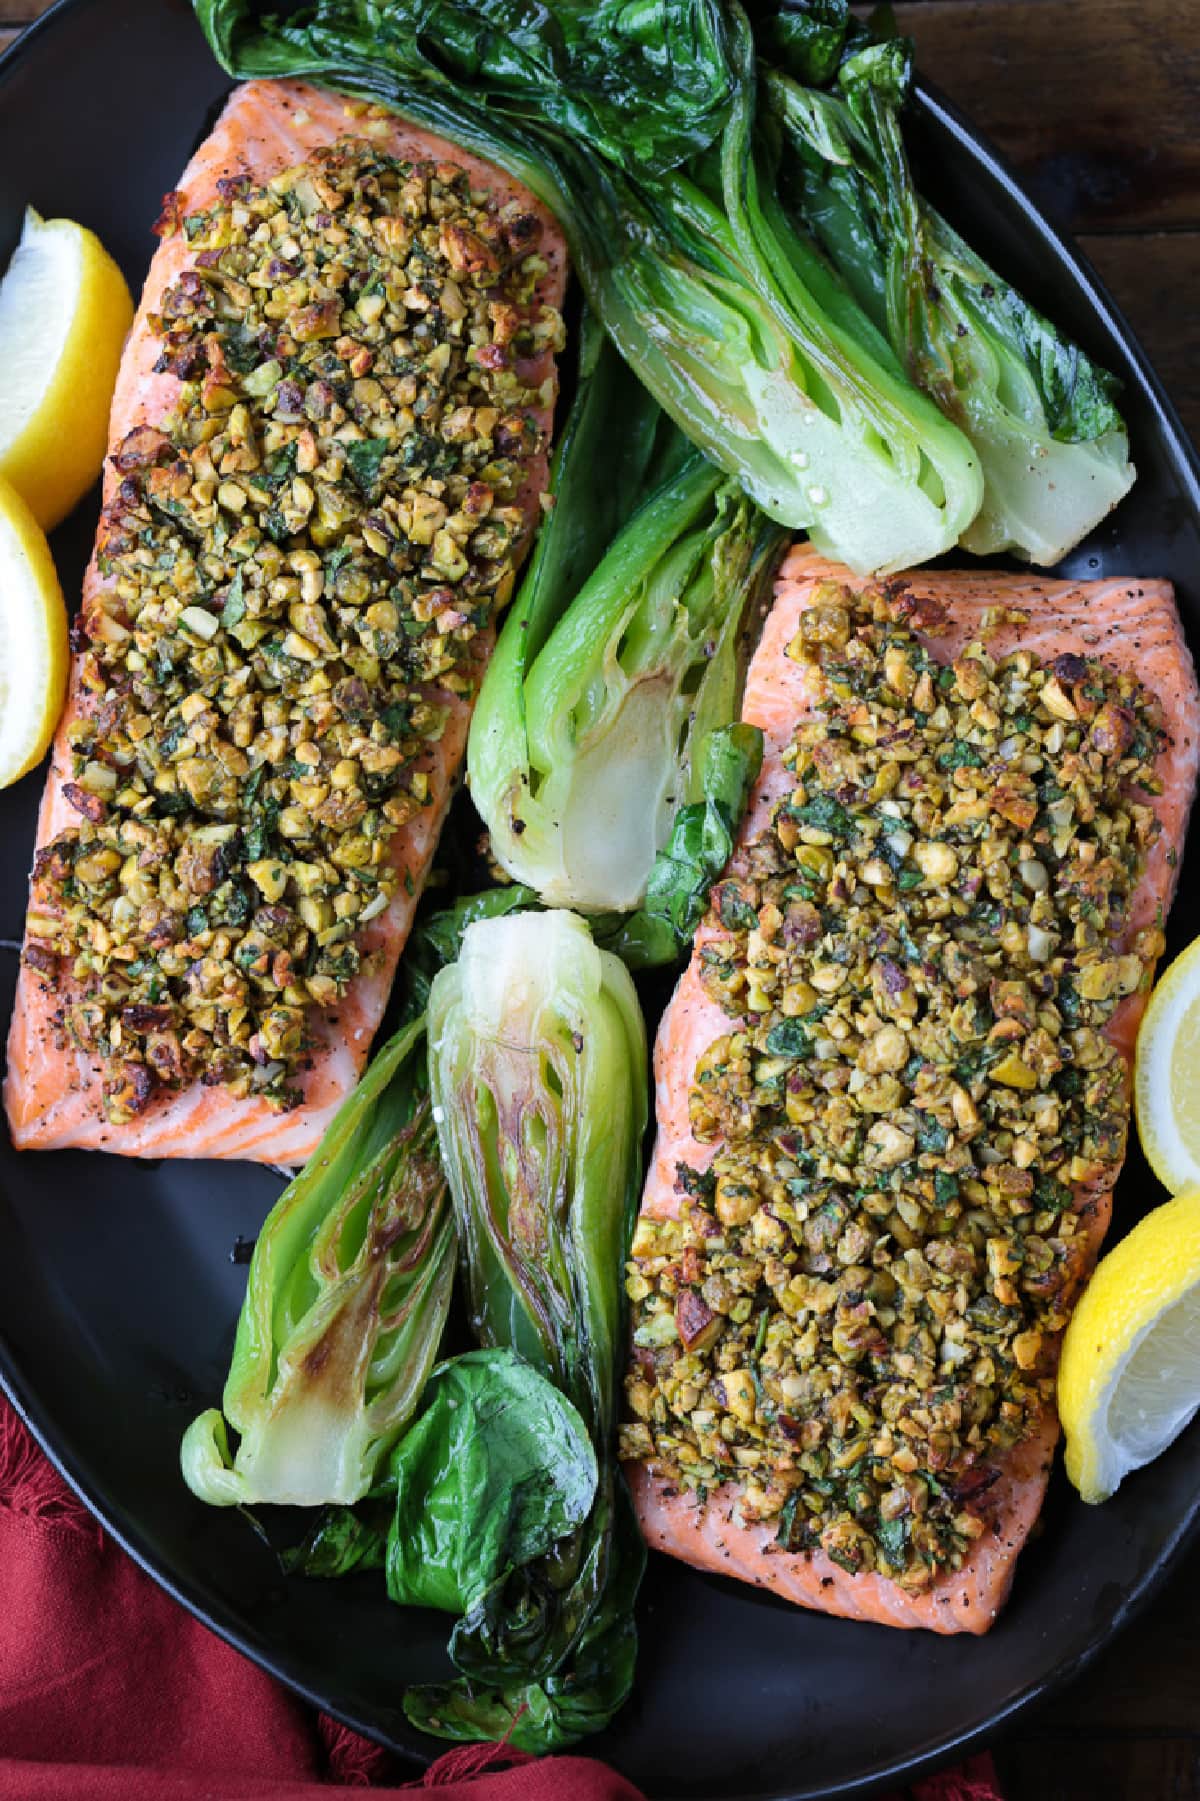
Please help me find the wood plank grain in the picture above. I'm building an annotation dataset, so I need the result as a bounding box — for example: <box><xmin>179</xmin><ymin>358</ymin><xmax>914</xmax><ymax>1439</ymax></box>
<box><xmin>895</xmin><ymin>0</ymin><xmax>1200</xmax><ymax>235</ymax></box>
<box><xmin>1028</xmin><ymin>1542</ymin><xmax>1200</xmax><ymax>1733</ymax></box>
<box><xmin>995</xmin><ymin>1735</ymin><xmax>1200</xmax><ymax>1801</ymax></box>
<box><xmin>1080</xmin><ymin>231</ymin><xmax>1200</xmax><ymax>447</ymax></box>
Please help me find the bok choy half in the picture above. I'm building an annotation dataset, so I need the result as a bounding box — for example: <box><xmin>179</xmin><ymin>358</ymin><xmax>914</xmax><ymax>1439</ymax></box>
<box><xmin>758</xmin><ymin>1</ymin><xmax>1135</xmax><ymax>563</ymax></box>
<box><xmin>181</xmin><ymin>1016</ymin><xmax>455</xmax><ymax>1507</ymax></box>
<box><xmin>469</xmin><ymin>314</ymin><xmax>782</xmax><ymax>915</ymax></box>
<box><xmin>419</xmin><ymin>908</ymin><xmax>649</xmax><ymax>1746</ymax></box>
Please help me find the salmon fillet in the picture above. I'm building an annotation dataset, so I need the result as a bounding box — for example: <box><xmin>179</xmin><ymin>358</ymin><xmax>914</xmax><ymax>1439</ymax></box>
<box><xmin>629</xmin><ymin>543</ymin><xmax>1200</xmax><ymax>1633</ymax></box>
<box><xmin>3</xmin><ymin>78</ymin><xmax>565</xmax><ymax>1164</ymax></box>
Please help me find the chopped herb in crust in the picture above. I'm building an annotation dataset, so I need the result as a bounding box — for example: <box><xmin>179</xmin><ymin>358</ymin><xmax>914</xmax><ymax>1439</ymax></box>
<box><xmin>621</xmin><ymin>579</ymin><xmax>1165</xmax><ymax>1586</ymax></box>
<box><xmin>23</xmin><ymin>140</ymin><xmax>562</xmax><ymax>1120</ymax></box>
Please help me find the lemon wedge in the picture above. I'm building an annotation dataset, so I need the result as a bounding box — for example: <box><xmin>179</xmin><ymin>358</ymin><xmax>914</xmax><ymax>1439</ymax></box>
<box><xmin>0</xmin><ymin>473</ymin><xmax>69</xmax><ymax>787</ymax></box>
<box><xmin>1059</xmin><ymin>1188</ymin><xmax>1200</xmax><ymax>1503</ymax></box>
<box><xmin>0</xmin><ymin>207</ymin><xmax>133</xmax><ymax>531</ymax></box>
<box><xmin>1133</xmin><ymin>934</ymin><xmax>1200</xmax><ymax>1195</ymax></box>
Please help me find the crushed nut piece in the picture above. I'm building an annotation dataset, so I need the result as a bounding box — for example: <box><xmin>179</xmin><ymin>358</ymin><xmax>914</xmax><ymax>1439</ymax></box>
<box><xmin>623</xmin><ymin>582</ymin><xmax>1163</xmax><ymax>1580</ymax></box>
<box><xmin>26</xmin><ymin>140</ymin><xmax>561</xmax><ymax>1120</ymax></box>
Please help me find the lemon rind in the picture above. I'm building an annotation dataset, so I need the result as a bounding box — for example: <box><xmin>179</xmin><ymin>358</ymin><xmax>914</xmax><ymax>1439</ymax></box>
<box><xmin>0</xmin><ymin>473</ymin><xmax>68</xmax><ymax>785</ymax></box>
<box><xmin>1060</xmin><ymin>1188</ymin><xmax>1200</xmax><ymax>1503</ymax></box>
<box><xmin>0</xmin><ymin>209</ymin><xmax>133</xmax><ymax>532</ymax></box>
<box><xmin>1134</xmin><ymin>940</ymin><xmax>1200</xmax><ymax>1195</ymax></box>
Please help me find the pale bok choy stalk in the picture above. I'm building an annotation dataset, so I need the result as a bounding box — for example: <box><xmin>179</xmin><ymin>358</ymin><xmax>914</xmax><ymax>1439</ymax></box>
<box><xmin>590</xmin><ymin>718</ymin><xmax>763</xmax><ymax>968</ymax></box>
<box><xmin>548</xmin><ymin>115</ymin><xmax>983</xmax><ymax>571</ymax></box>
<box><xmin>419</xmin><ymin>909</ymin><xmax>648</xmax><ymax>1747</ymax></box>
<box><xmin>470</xmin><ymin>318</ymin><xmax>780</xmax><ymax>914</ymax></box>
<box><xmin>759</xmin><ymin>10</ymin><xmax>1135</xmax><ymax>562</ymax></box>
<box><xmin>490</xmin><ymin>473</ymin><xmax>769</xmax><ymax>909</ymax></box>
<box><xmin>401</xmin><ymin>720</ymin><xmax>766</xmax><ymax>976</ymax></box>
<box><xmin>401</xmin><ymin>883</ymin><xmax>545</xmax><ymax>1013</ymax></box>
<box><xmin>696</xmin><ymin>32</ymin><xmax>984</xmax><ymax>573</ymax></box>
<box><xmin>181</xmin><ymin>1017</ymin><xmax>455</xmax><ymax>1507</ymax></box>
<box><xmin>193</xmin><ymin>0</ymin><xmax>985</xmax><ymax>572</ymax></box>
<box><xmin>469</xmin><ymin>312</ymin><xmax>770</xmax><ymax>937</ymax></box>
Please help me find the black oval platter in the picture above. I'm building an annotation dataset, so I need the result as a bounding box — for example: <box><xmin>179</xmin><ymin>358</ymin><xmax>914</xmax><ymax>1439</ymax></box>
<box><xmin>1</xmin><ymin>3</ymin><xmax>1199</xmax><ymax>1797</ymax></box>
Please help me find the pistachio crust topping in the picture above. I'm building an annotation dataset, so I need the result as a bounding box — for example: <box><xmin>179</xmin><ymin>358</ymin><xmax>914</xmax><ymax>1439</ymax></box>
<box><xmin>622</xmin><ymin>579</ymin><xmax>1165</xmax><ymax>1585</ymax></box>
<box><xmin>24</xmin><ymin>139</ymin><xmax>562</xmax><ymax>1120</ymax></box>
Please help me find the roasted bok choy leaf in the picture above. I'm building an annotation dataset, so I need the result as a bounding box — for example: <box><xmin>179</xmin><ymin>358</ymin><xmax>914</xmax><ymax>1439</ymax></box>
<box><xmin>198</xmin><ymin>0</ymin><xmax>739</xmax><ymax>177</ymax></box>
<box><xmin>760</xmin><ymin>3</ymin><xmax>1134</xmax><ymax>562</ymax></box>
<box><xmin>181</xmin><ymin>1017</ymin><xmax>455</xmax><ymax>1507</ymax></box>
<box><xmin>429</xmin><ymin>910</ymin><xmax>645</xmax><ymax>1408</ymax></box>
<box><xmin>385</xmin><ymin>1349</ymin><xmax>597</xmax><ymax>1618</ymax></box>
<box><xmin>470</xmin><ymin>320</ymin><xmax>780</xmax><ymax>913</ymax></box>
<box><xmin>401</xmin><ymin>883</ymin><xmax>545</xmax><ymax>1015</ymax></box>
<box><xmin>421</xmin><ymin>909</ymin><xmax>648</xmax><ymax>1747</ymax></box>
<box><xmin>193</xmin><ymin>0</ymin><xmax>985</xmax><ymax>572</ymax></box>
<box><xmin>592</xmin><ymin>721</ymin><xmax>763</xmax><ymax>968</ymax></box>
<box><xmin>404</xmin><ymin>717</ymin><xmax>762</xmax><ymax>980</ymax></box>
<box><xmin>550</xmin><ymin>90</ymin><xmax>983</xmax><ymax>572</ymax></box>
<box><xmin>286</xmin><ymin>1346</ymin><xmax>599</xmax><ymax>1604</ymax></box>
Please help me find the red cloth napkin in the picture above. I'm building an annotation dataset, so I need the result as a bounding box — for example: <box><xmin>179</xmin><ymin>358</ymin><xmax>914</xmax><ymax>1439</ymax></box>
<box><xmin>0</xmin><ymin>1397</ymin><xmax>1002</xmax><ymax>1800</ymax></box>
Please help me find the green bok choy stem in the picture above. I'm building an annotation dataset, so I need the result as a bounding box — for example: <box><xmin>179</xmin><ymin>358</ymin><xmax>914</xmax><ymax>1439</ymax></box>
<box><xmin>758</xmin><ymin>6</ymin><xmax>1134</xmax><ymax>562</ymax></box>
<box><xmin>469</xmin><ymin>318</ymin><xmax>780</xmax><ymax>914</ymax></box>
<box><xmin>181</xmin><ymin>1016</ymin><xmax>455</xmax><ymax>1507</ymax></box>
<box><xmin>420</xmin><ymin>908</ymin><xmax>648</xmax><ymax>1746</ymax></box>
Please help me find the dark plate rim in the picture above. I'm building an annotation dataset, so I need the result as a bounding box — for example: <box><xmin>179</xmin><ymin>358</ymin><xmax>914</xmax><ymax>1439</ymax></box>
<box><xmin>2</xmin><ymin>6</ymin><xmax>1200</xmax><ymax>1797</ymax></box>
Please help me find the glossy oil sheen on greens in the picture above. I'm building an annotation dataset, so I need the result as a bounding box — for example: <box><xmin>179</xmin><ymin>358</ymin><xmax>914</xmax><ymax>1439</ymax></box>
<box><xmin>422</xmin><ymin>910</ymin><xmax>648</xmax><ymax>1749</ymax></box>
<box><xmin>470</xmin><ymin>315</ymin><xmax>781</xmax><ymax>914</ymax></box>
<box><xmin>386</xmin><ymin>1349</ymin><xmax>597</xmax><ymax>1616</ymax></box>
<box><xmin>757</xmin><ymin>0</ymin><xmax>1135</xmax><ymax>562</ymax></box>
<box><xmin>180</xmin><ymin>1016</ymin><xmax>455</xmax><ymax>1508</ymax></box>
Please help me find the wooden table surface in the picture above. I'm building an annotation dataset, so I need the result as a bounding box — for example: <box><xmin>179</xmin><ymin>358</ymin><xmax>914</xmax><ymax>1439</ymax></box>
<box><xmin>1</xmin><ymin>1</ymin><xmax>1197</xmax><ymax>1797</ymax></box>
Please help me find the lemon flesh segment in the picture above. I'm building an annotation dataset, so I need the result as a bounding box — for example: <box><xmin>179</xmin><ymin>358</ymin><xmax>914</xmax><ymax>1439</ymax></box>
<box><xmin>0</xmin><ymin>208</ymin><xmax>133</xmax><ymax>531</ymax></box>
<box><xmin>0</xmin><ymin>473</ymin><xmax>69</xmax><ymax>787</ymax></box>
<box><xmin>1134</xmin><ymin>934</ymin><xmax>1200</xmax><ymax>1196</ymax></box>
<box><xmin>1059</xmin><ymin>1188</ymin><xmax>1200</xmax><ymax>1503</ymax></box>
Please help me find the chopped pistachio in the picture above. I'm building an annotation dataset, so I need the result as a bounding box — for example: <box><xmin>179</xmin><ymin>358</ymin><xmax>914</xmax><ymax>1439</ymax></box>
<box><xmin>25</xmin><ymin>138</ymin><xmax>559</xmax><ymax>1120</ymax></box>
<box><xmin>623</xmin><ymin>580</ymin><xmax>1163</xmax><ymax>1580</ymax></box>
